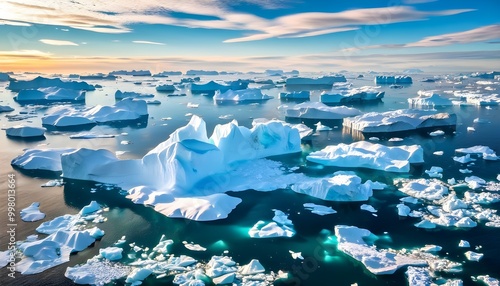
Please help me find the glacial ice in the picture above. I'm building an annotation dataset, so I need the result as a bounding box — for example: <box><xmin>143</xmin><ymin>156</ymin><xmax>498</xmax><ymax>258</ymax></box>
<box><xmin>465</xmin><ymin>251</ymin><xmax>484</xmax><ymax>262</ymax></box>
<box><xmin>321</xmin><ymin>86</ymin><xmax>384</xmax><ymax>104</ymax></box>
<box><xmin>279</xmin><ymin>91</ymin><xmax>310</xmax><ymax>99</ymax></box>
<box><xmin>155</xmin><ymin>84</ymin><xmax>176</xmax><ymax>92</ymax></box>
<box><xmin>282</xmin><ymin>101</ymin><xmax>362</xmax><ymax>120</ymax></box>
<box><xmin>11</xmin><ymin>148</ymin><xmax>75</xmax><ymax>172</ymax></box>
<box><xmin>8</xmin><ymin>76</ymin><xmax>95</xmax><ymax>92</ymax></box>
<box><xmin>0</xmin><ymin>105</ymin><xmax>14</xmax><ymax>112</ymax></box>
<box><xmin>6</xmin><ymin>126</ymin><xmax>45</xmax><ymax>138</ymax></box>
<box><xmin>20</xmin><ymin>202</ymin><xmax>46</xmax><ymax>222</ymax></box>
<box><xmin>99</xmin><ymin>247</ymin><xmax>123</xmax><ymax>261</ymax></box>
<box><xmin>213</xmin><ymin>88</ymin><xmax>273</xmax><ymax>102</ymax></box>
<box><xmin>285</xmin><ymin>75</ymin><xmax>346</xmax><ymax>85</ymax></box>
<box><xmin>42</xmin><ymin>98</ymin><xmax>148</xmax><ymax>127</ymax></box>
<box><xmin>249</xmin><ymin>210</ymin><xmax>295</xmax><ymax>238</ymax></box>
<box><xmin>343</xmin><ymin>109</ymin><xmax>457</xmax><ymax>134</ymax></box>
<box><xmin>190</xmin><ymin>80</ymin><xmax>248</xmax><ymax>93</ymax></box>
<box><xmin>374</xmin><ymin>75</ymin><xmax>412</xmax><ymax>84</ymax></box>
<box><xmin>455</xmin><ymin>146</ymin><xmax>498</xmax><ymax>161</ymax></box>
<box><xmin>306</xmin><ymin>141</ymin><xmax>424</xmax><ymax>172</ymax></box>
<box><xmin>408</xmin><ymin>91</ymin><xmax>453</xmax><ymax>107</ymax></box>
<box><xmin>114</xmin><ymin>90</ymin><xmax>154</xmax><ymax>99</ymax></box>
<box><xmin>15</xmin><ymin>87</ymin><xmax>86</xmax><ymax>103</ymax></box>
<box><xmin>292</xmin><ymin>171</ymin><xmax>373</xmax><ymax>201</ymax></box>
<box><xmin>110</xmin><ymin>70</ymin><xmax>151</xmax><ymax>76</ymax></box>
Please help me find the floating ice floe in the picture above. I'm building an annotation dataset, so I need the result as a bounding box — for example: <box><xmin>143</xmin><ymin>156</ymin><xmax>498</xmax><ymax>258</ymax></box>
<box><xmin>99</xmin><ymin>247</ymin><xmax>123</xmax><ymax>261</ymax></box>
<box><xmin>114</xmin><ymin>90</ymin><xmax>154</xmax><ymax>99</ymax></box>
<box><xmin>425</xmin><ymin>166</ymin><xmax>443</xmax><ymax>178</ymax></box>
<box><xmin>69</xmin><ymin>132</ymin><xmax>116</xmax><ymax>139</ymax></box>
<box><xmin>360</xmin><ymin>204</ymin><xmax>377</xmax><ymax>213</ymax></box>
<box><xmin>453</xmin><ymin>154</ymin><xmax>476</xmax><ymax>164</ymax></box>
<box><xmin>289</xmin><ymin>250</ymin><xmax>304</xmax><ymax>260</ymax></box>
<box><xmin>292</xmin><ymin>171</ymin><xmax>374</xmax><ymax>201</ymax></box>
<box><xmin>315</xmin><ymin>121</ymin><xmax>332</xmax><ymax>131</ymax></box>
<box><xmin>42</xmin><ymin>98</ymin><xmax>148</xmax><ymax>127</ymax></box>
<box><xmin>321</xmin><ymin>86</ymin><xmax>384</xmax><ymax>104</ymax></box>
<box><xmin>474</xmin><ymin>275</ymin><xmax>500</xmax><ymax>286</ymax></box>
<box><xmin>15</xmin><ymin>87</ymin><xmax>86</xmax><ymax>104</ymax></box>
<box><xmin>285</xmin><ymin>75</ymin><xmax>346</xmax><ymax>86</ymax></box>
<box><xmin>155</xmin><ymin>84</ymin><xmax>176</xmax><ymax>92</ymax></box>
<box><xmin>11</xmin><ymin>148</ymin><xmax>75</xmax><ymax>172</ymax></box>
<box><xmin>41</xmin><ymin>179</ymin><xmax>63</xmax><ymax>187</ymax></box>
<box><xmin>279</xmin><ymin>91</ymin><xmax>310</xmax><ymax>99</ymax></box>
<box><xmin>20</xmin><ymin>202</ymin><xmax>46</xmax><ymax>222</ymax></box>
<box><xmin>183</xmin><ymin>241</ymin><xmax>207</xmax><ymax>252</ymax></box>
<box><xmin>452</xmin><ymin>91</ymin><xmax>500</xmax><ymax>106</ymax></box>
<box><xmin>303</xmin><ymin>203</ymin><xmax>337</xmax><ymax>215</ymax></box>
<box><xmin>213</xmin><ymin>88</ymin><xmax>273</xmax><ymax>102</ymax></box>
<box><xmin>465</xmin><ymin>251</ymin><xmax>484</xmax><ymax>262</ymax></box>
<box><xmin>406</xmin><ymin>266</ymin><xmax>432</xmax><ymax>286</ymax></box>
<box><xmin>190</xmin><ymin>80</ymin><xmax>248</xmax><ymax>93</ymax></box>
<box><xmin>455</xmin><ymin>145</ymin><xmax>499</xmax><ymax>161</ymax></box>
<box><xmin>60</xmin><ymin>116</ymin><xmax>302</xmax><ymax>221</ymax></box>
<box><xmin>397</xmin><ymin>204</ymin><xmax>411</xmax><ymax>216</ymax></box>
<box><xmin>65</xmin><ymin>258</ymin><xmax>131</xmax><ymax>285</ymax></box>
<box><xmin>5</xmin><ymin>126</ymin><xmax>45</xmax><ymax>138</ymax></box>
<box><xmin>429</xmin><ymin>130</ymin><xmax>445</xmax><ymax>136</ymax></box>
<box><xmin>408</xmin><ymin>91</ymin><xmax>453</xmax><ymax>107</ymax></box>
<box><xmin>307</xmin><ymin>141</ymin><xmax>424</xmax><ymax>172</ymax></box>
<box><xmin>459</xmin><ymin>240</ymin><xmax>470</xmax><ymax>248</ymax></box>
<box><xmin>8</xmin><ymin>76</ymin><xmax>95</xmax><ymax>92</ymax></box>
<box><xmin>282</xmin><ymin>101</ymin><xmax>362</xmax><ymax>120</ymax></box>
<box><xmin>249</xmin><ymin>210</ymin><xmax>296</xmax><ymax>238</ymax></box>
<box><xmin>0</xmin><ymin>105</ymin><xmax>14</xmax><ymax>112</ymax></box>
<box><xmin>374</xmin><ymin>75</ymin><xmax>412</xmax><ymax>84</ymax></box>
<box><xmin>343</xmin><ymin>109</ymin><xmax>456</xmax><ymax>134</ymax></box>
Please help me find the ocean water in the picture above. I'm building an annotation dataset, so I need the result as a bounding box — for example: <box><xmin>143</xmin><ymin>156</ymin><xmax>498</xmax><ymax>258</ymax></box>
<box><xmin>0</xmin><ymin>73</ymin><xmax>499</xmax><ymax>285</ymax></box>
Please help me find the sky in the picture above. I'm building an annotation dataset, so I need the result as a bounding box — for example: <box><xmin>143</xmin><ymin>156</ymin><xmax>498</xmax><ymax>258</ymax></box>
<box><xmin>0</xmin><ymin>0</ymin><xmax>499</xmax><ymax>73</ymax></box>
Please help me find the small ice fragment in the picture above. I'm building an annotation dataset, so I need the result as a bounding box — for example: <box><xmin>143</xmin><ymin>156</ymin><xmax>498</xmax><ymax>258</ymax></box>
<box><xmin>433</xmin><ymin>151</ymin><xmax>444</xmax><ymax>156</ymax></box>
<box><xmin>360</xmin><ymin>204</ymin><xmax>377</xmax><ymax>213</ymax></box>
<box><xmin>465</xmin><ymin>251</ymin><xmax>483</xmax><ymax>262</ymax></box>
<box><xmin>289</xmin><ymin>250</ymin><xmax>304</xmax><ymax>260</ymax></box>
<box><xmin>458</xmin><ymin>240</ymin><xmax>470</xmax><ymax>248</ymax></box>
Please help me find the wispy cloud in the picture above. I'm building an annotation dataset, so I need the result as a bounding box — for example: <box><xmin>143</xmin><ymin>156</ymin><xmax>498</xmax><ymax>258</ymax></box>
<box><xmin>340</xmin><ymin>24</ymin><xmax>500</xmax><ymax>52</ymax></box>
<box><xmin>0</xmin><ymin>19</ymin><xmax>31</xmax><ymax>26</ymax></box>
<box><xmin>39</xmin><ymin>39</ymin><xmax>79</xmax><ymax>46</ymax></box>
<box><xmin>132</xmin><ymin>40</ymin><xmax>166</xmax><ymax>45</ymax></box>
<box><xmin>0</xmin><ymin>0</ymin><xmax>473</xmax><ymax>43</ymax></box>
<box><xmin>0</xmin><ymin>49</ymin><xmax>52</xmax><ymax>58</ymax></box>
<box><xmin>402</xmin><ymin>0</ymin><xmax>437</xmax><ymax>4</ymax></box>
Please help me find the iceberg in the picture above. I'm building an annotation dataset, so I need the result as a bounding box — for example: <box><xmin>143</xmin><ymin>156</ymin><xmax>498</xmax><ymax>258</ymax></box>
<box><xmin>321</xmin><ymin>86</ymin><xmax>384</xmax><ymax>104</ymax></box>
<box><xmin>6</xmin><ymin>126</ymin><xmax>45</xmax><ymax>138</ymax></box>
<box><xmin>452</xmin><ymin>91</ymin><xmax>500</xmax><ymax>106</ymax></box>
<box><xmin>186</xmin><ymin>70</ymin><xmax>219</xmax><ymax>75</ymax></box>
<box><xmin>213</xmin><ymin>88</ymin><xmax>273</xmax><ymax>102</ymax></box>
<box><xmin>455</xmin><ymin>146</ymin><xmax>498</xmax><ymax>161</ymax></box>
<box><xmin>0</xmin><ymin>105</ymin><xmax>14</xmax><ymax>112</ymax></box>
<box><xmin>65</xmin><ymin>258</ymin><xmax>131</xmax><ymax>285</ymax></box>
<box><xmin>343</xmin><ymin>109</ymin><xmax>457</xmax><ymax>134</ymax></box>
<box><xmin>11</xmin><ymin>148</ymin><xmax>75</xmax><ymax>172</ymax></box>
<box><xmin>292</xmin><ymin>171</ymin><xmax>373</xmax><ymax>201</ymax></box>
<box><xmin>153</xmin><ymin>71</ymin><xmax>182</xmax><ymax>77</ymax></box>
<box><xmin>114</xmin><ymin>90</ymin><xmax>154</xmax><ymax>99</ymax></box>
<box><xmin>42</xmin><ymin>98</ymin><xmax>148</xmax><ymax>127</ymax></box>
<box><xmin>374</xmin><ymin>75</ymin><xmax>412</xmax><ymax>84</ymax></box>
<box><xmin>190</xmin><ymin>80</ymin><xmax>248</xmax><ymax>93</ymax></box>
<box><xmin>398</xmin><ymin>179</ymin><xmax>449</xmax><ymax>201</ymax></box>
<box><xmin>335</xmin><ymin>225</ymin><xmax>426</xmax><ymax>275</ymax></box>
<box><xmin>307</xmin><ymin>141</ymin><xmax>424</xmax><ymax>172</ymax></box>
<box><xmin>286</xmin><ymin>75</ymin><xmax>346</xmax><ymax>86</ymax></box>
<box><xmin>20</xmin><ymin>202</ymin><xmax>46</xmax><ymax>222</ymax></box>
<box><xmin>0</xmin><ymin>72</ymin><xmax>13</xmax><ymax>81</ymax></box>
<box><xmin>79</xmin><ymin>73</ymin><xmax>117</xmax><ymax>80</ymax></box>
<box><xmin>303</xmin><ymin>203</ymin><xmax>337</xmax><ymax>215</ymax></box>
<box><xmin>8</xmin><ymin>76</ymin><xmax>95</xmax><ymax>92</ymax></box>
<box><xmin>99</xmin><ymin>247</ymin><xmax>123</xmax><ymax>261</ymax></box>
<box><xmin>279</xmin><ymin>91</ymin><xmax>310</xmax><ymax>100</ymax></box>
<box><xmin>155</xmin><ymin>84</ymin><xmax>176</xmax><ymax>92</ymax></box>
<box><xmin>408</xmin><ymin>91</ymin><xmax>453</xmax><ymax>107</ymax></box>
<box><xmin>249</xmin><ymin>210</ymin><xmax>296</xmax><ymax>238</ymax></box>
<box><xmin>282</xmin><ymin>101</ymin><xmax>362</xmax><ymax>120</ymax></box>
<box><xmin>109</xmin><ymin>70</ymin><xmax>151</xmax><ymax>76</ymax></box>
<box><xmin>15</xmin><ymin>87</ymin><xmax>86</xmax><ymax>103</ymax></box>
<box><xmin>465</xmin><ymin>251</ymin><xmax>484</xmax><ymax>262</ymax></box>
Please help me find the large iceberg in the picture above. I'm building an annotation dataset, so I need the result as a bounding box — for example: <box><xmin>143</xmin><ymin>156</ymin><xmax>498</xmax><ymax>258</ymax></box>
<box><xmin>15</xmin><ymin>87</ymin><xmax>86</xmax><ymax>103</ymax></box>
<box><xmin>8</xmin><ymin>76</ymin><xmax>95</xmax><ymax>92</ymax></box>
<box><xmin>213</xmin><ymin>88</ymin><xmax>273</xmax><ymax>102</ymax></box>
<box><xmin>291</xmin><ymin>171</ymin><xmax>373</xmax><ymax>201</ymax></box>
<box><xmin>306</xmin><ymin>141</ymin><xmax>424</xmax><ymax>172</ymax></box>
<box><xmin>286</xmin><ymin>75</ymin><xmax>346</xmax><ymax>85</ymax></box>
<box><xmin>249</xmin><ymin>210</ymin><xmax>296</xmax><ymax>238</ymax></box>
<box><xmin>282</xmin><ymin>102</ymin><xmax>362</xmax><ymax>120</ymax></box>
<box><xmin>343</xmin><ymin>109</ymin><xmax>457</xmax><ymax>134</ymax></box>
<box><xmin>60</xmin><ymin>116</ymin><xmax>301</xmax><ymax>221</ymax></box>
<box><xmin>11</xmin><ymin>148</ymin><xmax>75</xmax><ymax>172</ymax></box>
<box><xmin>374</xmin><ymin>75</ymin><xmax>412</xmax><ymax>84</ymax></box>
<box><xmin>190</xmin><ymin>80</ymin><xmax>248</xmax><ymax>93</ymax></box>
<box><xmin>408</xmin><ymin>91</ymin><xmax>453</xmax><ymax>107</ymax></box>
<box><xmin>42</xmin><ymin>98</ymin><xmax>148</xmax><ymax>127</ymax></box>
<box><xmin>321</xmin><ymin>86</ymin><xmax>384</xmax><ymax>104</ymax></box>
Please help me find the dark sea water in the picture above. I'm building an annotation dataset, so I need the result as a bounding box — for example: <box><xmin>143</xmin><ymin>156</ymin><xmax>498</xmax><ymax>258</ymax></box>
<box><xmin>0</xmin><ymin>73</ymin><xmax>499</xmax><ymax>285</ymax></box>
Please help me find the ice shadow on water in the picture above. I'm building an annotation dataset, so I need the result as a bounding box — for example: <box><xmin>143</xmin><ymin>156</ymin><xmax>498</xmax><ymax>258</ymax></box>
<box><xmin>13</xmin><ymin>99</ymin><xmax>86</xmax><ymax>106</ymax></box>
<box><xmin>11</xmin><ymin>166</ymin><xmax>62</xmax><ymax>179</ymax></box>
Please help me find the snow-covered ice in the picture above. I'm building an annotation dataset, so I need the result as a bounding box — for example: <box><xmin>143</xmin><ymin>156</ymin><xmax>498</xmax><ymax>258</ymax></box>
<box><xmin>20</xmin><ymin>202</ymin><xmax>46</xmax><ymax>222</ymax></box>
<box><xmin>279</xmin><ymin>91</ymin><xmax>310</xmax><ymax>99</ymax></box>
<box><xmin>213</xmin><ymin>88</ymin><xmax>273</xmax><ymax>102</ymax></box>
<box><xmin>11</xmin><ymin>148</ymin><xmax>75</xmax><ymax>172</ymax></box>
<box><xmin>15</xmin><ymin>87</ymin><xmax>86</xmax><ymax>103</ymax></box>
<box><xmin>303</xmin><ymin>203</ymin><xmax>337</xmax><ymax>215</ymax></box>
<box><xmin>321</xmin><ymin>86</ymin><xmax>384</xmax><ymax>104</ymax></box>
<box><xmin>408</xmin><ymin>91</ymin><xmax>453</xmax><ymax>107</ymax></box>
<box><xmin>114</xmin><ymin>90</ymin><xmax>154</xmax><ymax>99</ymax></box>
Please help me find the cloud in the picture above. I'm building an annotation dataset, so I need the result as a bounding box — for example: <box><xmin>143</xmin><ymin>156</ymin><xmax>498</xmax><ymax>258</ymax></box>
<box><xmin>0</xmin><ymin>49</ymin><xmax>52</xmax><ymax>58</ymax></box>
<box><xmin>0</xmin><ymin>19</ymin><xmax>31</xmax><ymax>26</ymax></box>
<box><xmin>0</xmin><ymin>0</ymin><xmax>473</xmax><ymax>43</ymax></box>
<box><xmin>132</xmin><ymin>40</ymin><xmax>166</xmax><ymax>45</ymax></box>
<box><xmin>402</xmin><ymin>0</ymin><xmax>437</xmax><ymax>4</ymax></box>
<box><xmin>39</xmin><ymin>39</ymin><xmax>79</xmax><ymax>46</ymax></box>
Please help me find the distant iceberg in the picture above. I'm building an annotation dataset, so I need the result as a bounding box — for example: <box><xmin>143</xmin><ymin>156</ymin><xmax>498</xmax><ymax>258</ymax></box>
<box><xmin>186</xmin><ymin>70</ymin><xmax>219</xmax><ymax>75</ymax></box>
<box><xmin>279</xmin><ymin>91</ymin><xmax>310</xmax><ymax>100</ymax></box>
<box><xmin>11</xmin><ymin>148</ymin><xmax>75</xmax><ymax>172</ymax></box>
<box><xmin>374</xmin><ymin>75</ymin><xmax>412</xmax><ymax>84</ymax></box>
<box><xmin>79</xmin><ymin>73</ymin><xmax>117</xmax><ymax>80</ymax></box>
<box><xmin>343</xmin><ymin>109</ymin><xmax>457</xmax><ymax>134</ymax></box>
<box><xmin>190</xmin><ymin>80</ymin><xmax>249</xmax><ymax>94</ymax></box>
<box><xmin>408</xmin><ymin>91</ymin><xmax>453</xmax><ymax>107</ymax></box>
<box><xmin>8</xmin><ymin>76</ymin><xmax>95</xmax><ymax>92</ymax></box>
<box><xmin>0</xmin><ymin>72</ymin><xmax>13</xmax><ymax>81</ymax></box>
<box><xmin>282</xmin><ymin>101</ymin><xmax>362</xmax><ymax>120</ymax></box>
<box><xmin>286</xmin><ymin>75</ymin><xmax>346</xmax><ymax>86</ymax></box>
<box><xmin>15</xmin><ymin>87</ymin><xmax>86</xmax><ymax>104</ymax></box>
<box><xmin>470</xmin><ymin>71</ymin><xmax>500</xmax><ymax>79</ymax></box>
<box><xmin>152</xmin><ymin>71</ymin><xmax>182</xmax><ymax>77</ymax></box>
<box><xmin>42</xmin><ymin>98</ymin><xmax>148</xmax><ymax>128</ymax></box>
<box><xmin>109</xmin><ymin>70</ymin><xmax>151</xmax><ymax>76</ymax></box>
<box><xmin>321</xmin><ymin>86</ymin><xmax>384</xmax><ymax>104</ymax></box>
<box><xmin>307</xmin><ymin>141</ymin><xmax>424</xmax><ymax>172</ymax></box>
<box><xmin>114</xmin><ymin>90</ymin><xmax>154</xmax><ymax>99</ymax></box>
<box><xmin>213</xmin><ymin>88</ymin><xmax>273</xmax><ymax>102</ymax></box>
<box><xmin>155</xmin><ymin>84</ymin><xmax>176</xmax><ymax>92</ymax></box>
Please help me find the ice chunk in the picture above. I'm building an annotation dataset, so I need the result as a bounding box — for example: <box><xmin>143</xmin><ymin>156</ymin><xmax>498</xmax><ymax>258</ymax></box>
<box><xmin>398</xmin><ymin>179</ymin><xmax>449</xmax><ymax>201</ymax></box>
<box><xmin>465</xmin><ymin>251</ymin><xmax>483</xmax><ymax>262</ymax></box>
<box><xmin>239</xmin><ymin>259</ymin><xmax>265</xmax><ymax>275</ymax></box>
<box><xmin>20</xmin><ymin>202</ymin><xmax>46</xmax><ymax>222</ymax></box>
<box><xmin>425</xmin><ymin>166</ymin><xmax>443</xmax><ymax>178</ymax></box>
<box><xmin>0</xmin><ymin>105</ymin><xmax>14</xmax><ymax>112</ymax></box>
<box><xmin>375</xmin><ymin>75</ymin><xmax>412</xmax><ymax>84</ymax></box>
<box><xmin>79</xmin><ymin>201</ymin><xmax>101</xmax><ymax>215</ymax></box>
<box><xmin>11</xmin><ymin>148</ymin><xmax>75</xmax><ymax>172</ymax></box>
<box><xmin>397</xmin><ymin>204</ymin><xmax>411</xmax><ymax>216</ymax></box>
<box><xmin>99</xmin><ymin>247</ymin><xmax>123</xmax><ymax>261</ymax></box>
<box><xmin>282</xmin><ymin>101</ymin><xmax>362</xmax><ymax>119</ymax></box>
<box><xmin>36</xmin><ymin>214</ymin><xmax>76</xmax><ymax>234</ymax></box>
<box><xmin>65</xmin><ymin>258</ymin><xmax>131</xmax><ymax>285</ymax></box>
<box><xmin>292</xmin><ymin>172</ymin><xmax>373</xmax><ymax>201</ymax></box>
<box><xmin>459</xmin><ymin>240</ymin><xmax>470</xmax><ymax>248</ymax></box>
<box><xmin>190</xmin><ymin>80</ymin><xmax>248</xmax><ymax>93</ymax></box>
<box><xmin>475</xmin><ymin>275</ymin><xmax>499</xmax><ymax>286</ymax></box>
<box><xmin>279</xmin><ymin>91</ymin><xmax>310</xmax><ymax>99</ymax></box>
<box><xmin>408</xmin><ymin>91</ymin><xmax>452</xmax><ymax>107</ymax></box>
<box><xmin>360</xmin><ymin>204</ymin><xmax>377</xmax><ymax>213</ymax></box>
<box><xmin>303</xmin><ymin>203</ymin><xmax>337</xmax><ymax>215</ymax></box>
<box><xmin>156</xmin><ymin>84</ymin><xmax>176</xmax><ymax>92</ymax></box>
<box><xmin>214</xmin><ymin>88</ymin><xmax>273</xmax><ymax>102</ymax></box>
<box><xmin>6</xmin><ymin>126</ymin><xmax>45</xmax><ymax>138</ymax></box>
<box><xmin>414</xmin><ymin>220</ymin><xmax>436</xmax><ymax>229</ymax></box>
<box><xmin>453</xmin><ymin>154</ymin><xmax>476</xmax><ymax>164</ymax></box>
<box><xmin>406</xmin><ymin>266</ymin><xmax>432</xmax><ymax>286</ymax></box>
<box><xmin>183</xmin><ymin>241</ymin><xmax>207</xmax><ymax>252</ymax></box>
<box><xmin>321</xmin><ymin>86</ymin><xmax>384</xmax><ymax>104</ymax></box>
<box><xmin>289</xmin><ymin>250</ymin><xmax>304</xmax><ymax>260</ymax></box>
<box><xmin>429</xmin><ymin>130</ymin><xmax>445</xmax><ymax>136</ymax></box>
<box><xmin>315</xmin><ymin>121</ymin><xmax>332</xmax><ymax>131</ymax></box>
<box><xmin>456</xmin><ymin>146</ymin><xmax>498</xmax><ymax>161</ymax></box>
<box><xmin>343</xmin><ymin>109</ymin><xmax>456</xmax><ymax>134</ymax></box>
<box><xmin>307</xmin><ymin>141</ymin><xmax>423</xmax><ymax>173</ymax></box>
<box><xmin>249</xmin><ymin>210</ymin><xmax>295</xmax><ymax>238</ymax></box>
<box><xmin>125</xmin><ymin>268</ymin><xmax>153</xmax><ymax>284</ymax></box>
<box><xmin>114</xmin><ymin>90</ymin><xmax>154</xmax><ymax>99</ymax></box>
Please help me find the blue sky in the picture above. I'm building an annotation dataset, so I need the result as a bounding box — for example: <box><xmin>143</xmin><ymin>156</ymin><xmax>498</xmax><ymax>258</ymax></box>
<box><xmin>0</xmin><ymin>0</ymin><xmax>498</xmax><ymax>73</ymax></box>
